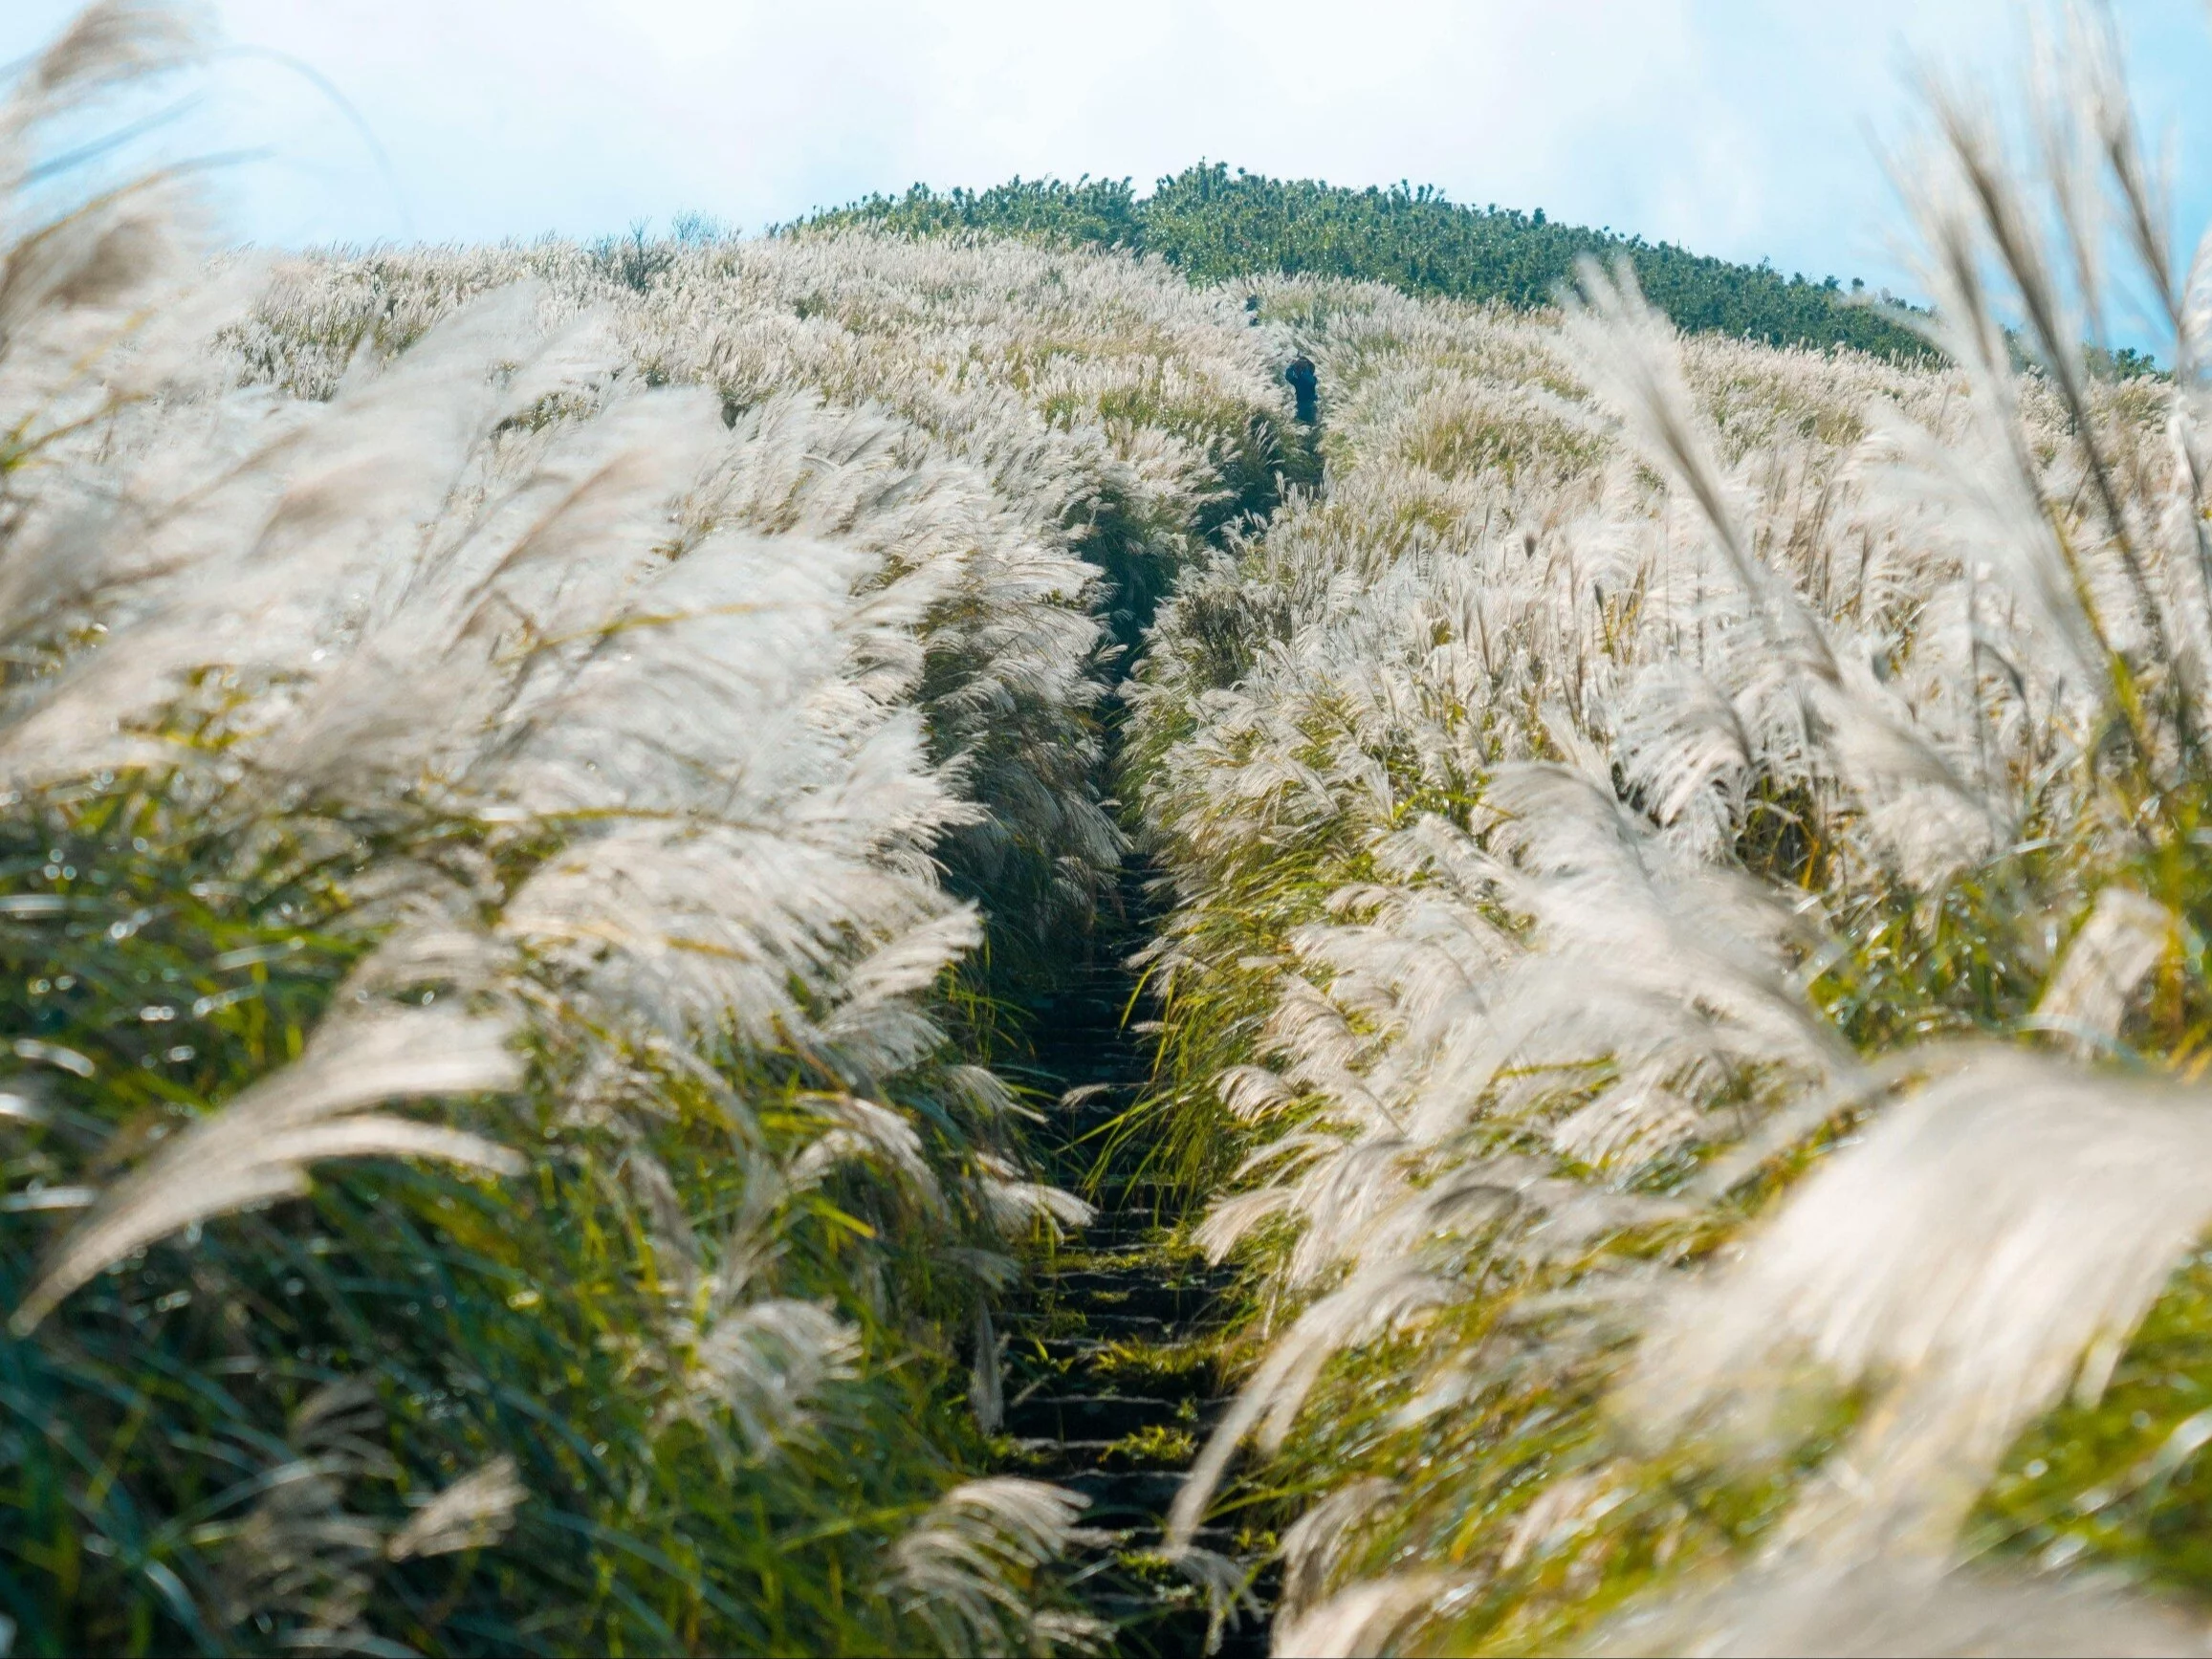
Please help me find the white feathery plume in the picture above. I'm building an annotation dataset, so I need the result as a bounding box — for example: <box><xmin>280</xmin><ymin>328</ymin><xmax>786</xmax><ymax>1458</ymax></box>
<box><xmin>386</xmin><ymin>1457</ymin><xmax>528</xmax><ymax>1561</ymax></box>
<box><xmin>1588</xmin><ymin>1559</ymin><xmax>2211</xmax><ymax>1659</ymax></box>
<box><xmin>2030</xmin><ymin>886</ymin><xmax>2176</xmax><ymax>1052</ymax></box>
<box><xmin>1277</xmin><ymin>1476</ymin><xmax>1399</xmax><ymax>1623</ymax></box>
<box><xmin>1168</xmin><ymin>1264</ymin><xmax>1464</xmax><ymax>1550</ymax></box>
<box><xmin>1266</xmin><ymin>1573</ymin><xmax>1465</xmax><ymax>1659</ymax></box>
<box><xmin>1630</xmin><ymin>1048</ymin><xmax>2212</xmax><ymax>1551</ymax></box>
<box><xmin>12</xmin><ymin>1005</ymin><xmax>522</xmax><ymax>1331</ymax></box>
<box><xmin>888</xmin><ymin>1477</ymin><xmax>1105</xmax><ymax>1657</ymax></box>
<box><xmin>671</xmin><ymin>1299</ymin><xmax>863</xmax><ymax>1460</ymax></box>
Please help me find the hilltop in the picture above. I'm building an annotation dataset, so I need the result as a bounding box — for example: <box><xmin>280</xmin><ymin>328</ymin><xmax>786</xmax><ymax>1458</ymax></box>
<box><xmin>799</xmin><ymin>162</ymin><xmax>1935</xmax><ymax>360</ymax></box>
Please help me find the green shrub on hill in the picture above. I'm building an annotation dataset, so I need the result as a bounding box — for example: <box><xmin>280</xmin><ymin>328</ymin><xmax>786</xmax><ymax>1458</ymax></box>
<box><xmin>800</xmin><ymin>164</ymin><xmax>1935</xmax><ymax>360</ymax></box>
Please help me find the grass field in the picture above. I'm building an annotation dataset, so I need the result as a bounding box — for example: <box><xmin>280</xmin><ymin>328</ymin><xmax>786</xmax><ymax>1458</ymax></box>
<box><xmin>8</xmin><ymin>4</ymin><xmax>2212</xmax><ymax>1656</ymax></box>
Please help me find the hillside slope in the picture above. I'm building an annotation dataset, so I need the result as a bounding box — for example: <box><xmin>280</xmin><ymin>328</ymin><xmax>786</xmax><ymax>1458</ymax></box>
<box><xmin>0</xmin><ymin>24</ymin><xmax>1297</xmax><ymax>1638</ymax></box>
<box><xmin>1123</xmin><ymin>81</ymin><xmax>2212</xmax><ymax>1658</ymax></box>
<box><xmin>799</xmin><ymin>164</ymin><xmax>1933</xmax><ymax>361</ymax></box>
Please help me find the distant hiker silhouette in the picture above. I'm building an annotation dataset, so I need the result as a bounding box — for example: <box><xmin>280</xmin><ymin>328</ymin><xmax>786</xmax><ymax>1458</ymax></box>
<box><xmin>1286</xmin><ymin>356</ymin><xmax>1317</xmax><ymax>423</ymax></box>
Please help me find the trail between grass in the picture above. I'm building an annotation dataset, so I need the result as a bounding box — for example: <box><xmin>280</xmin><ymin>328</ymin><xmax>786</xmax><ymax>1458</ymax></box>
<box><xmin>997</xmin><ymin>854</ymin><xmax>1272</xmax><ymax>1659</ymax></box>
<box><xmin>984</xmin><ymin>359</ymin><xmax>1322</xmax><ymax>1657</ymax></box>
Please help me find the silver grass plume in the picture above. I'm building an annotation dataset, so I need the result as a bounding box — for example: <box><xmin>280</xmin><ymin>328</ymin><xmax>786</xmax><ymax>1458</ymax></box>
<box><xmin>13</xmin><ymin>1004</ymin><xmax>521</xmax><ymax>1331</ymax></box>
<box><xmin>888</xmin><ymin>1478</ymin><xmax>1109</xmax><ymax>1656</ymax></box>
<box><xmin>1630</xmin><ymin>1049</ymin><xmax>2212</xmax><ymax>1554</ymax></box>
<box><xmin>1587</xmin><ymin>1560</ymin><xmax>2211</xmax><ymax>1659</ymax></box>
<box><xmin>386</xmin><ymin>1457</ymin><xmax>527</xmax><ymax>1561</ymax></box>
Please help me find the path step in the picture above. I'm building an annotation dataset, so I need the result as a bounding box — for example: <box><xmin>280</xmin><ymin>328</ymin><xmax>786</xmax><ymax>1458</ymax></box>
<box><xmin>1013</xmin><ymin>1309</ymin><xmax>1173</xmax><ymax>1340</ymax></box>
<box><xmin>1042</xmin><ymin>1278</ymin><xmax>1222</xmax><ymax>1323</ymax></box>
<box><xmin>1010</xmin><ymin>1437</ymin><xmax>1123</xmax><ymax>1476</ymax></box>
<box><xmin>1062</xmin><ymin>1469</ymin><xmax>1187</xmax><ymax>1512</ymax></box>
<box><xmin>1062</xmin><ymin>1216</ymin><xmax>1166</xmax><ymax>1250</ymax></box>
<box><xmin>1026</xmin><ymin>1353</ymin><xmax>1216</xmax><ymax>1403</ymax></box>
<box><xmin>1007</xmin><ymin>1394</ymin><xmax>1188</xmax><ymax>1440</ymax></box>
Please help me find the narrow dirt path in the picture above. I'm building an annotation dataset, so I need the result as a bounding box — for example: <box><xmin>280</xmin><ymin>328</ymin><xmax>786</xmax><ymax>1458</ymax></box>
<box><xmin>996</xmin><ymin>860</ymin><xmax>1274</xmax><ymax>1657</ymax></box>
<box><xmin>991</xmin><ymin>385</ymin><xmax>1320</xmax><ymax>1654</ymax></box>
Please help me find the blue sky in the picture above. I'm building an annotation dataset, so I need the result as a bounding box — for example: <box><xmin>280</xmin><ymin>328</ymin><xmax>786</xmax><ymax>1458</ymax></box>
<box><xmin>9</xmin><ymin>0</ymin><xmax>2212</xmax><ymax>322</ymax></box>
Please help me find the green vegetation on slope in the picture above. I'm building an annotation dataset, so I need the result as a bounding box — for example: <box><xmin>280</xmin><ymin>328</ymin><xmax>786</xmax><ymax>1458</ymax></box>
<box><xmin>799</xmin><ymin>164</ymin><xmax>1936</xmax><ymax>361</ymax></box>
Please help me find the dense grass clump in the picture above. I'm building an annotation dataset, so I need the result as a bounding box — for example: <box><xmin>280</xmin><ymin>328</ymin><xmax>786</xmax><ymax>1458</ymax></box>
<box><xmin>0</xmin><ymin>808</ymin><xmax>1004</xmax><ymax>1654</ymax></box>
<box><xmin>226</xmin><ymin>222</ymin><xmax>1308</xmax><ymax>989</ymax></box>
<box><xmin>0</xmin><ymin>7</ymin><xmax>1295</xmax><ymax>1652</ymax></box>
<box><xmin>1125</xmin><ymin>16</ymin><xmax>2212</xmax><ymax>1655</ymax></box>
